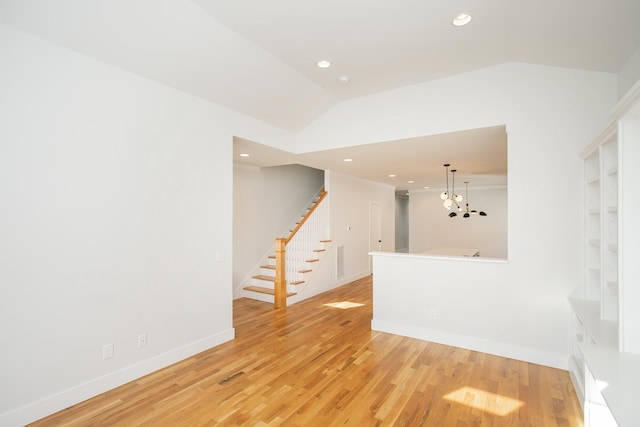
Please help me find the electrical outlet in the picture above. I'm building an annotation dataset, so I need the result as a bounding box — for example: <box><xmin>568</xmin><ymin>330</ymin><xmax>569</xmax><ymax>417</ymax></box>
<box><xmin>103</xmin><ymin>343</ymin><xmax>114</xmax><ymax>360</ymax></box>
<box><xmin>138</xmin><ymin>333</ymin><xmax>147</xmax><ymax>348</ymax></box>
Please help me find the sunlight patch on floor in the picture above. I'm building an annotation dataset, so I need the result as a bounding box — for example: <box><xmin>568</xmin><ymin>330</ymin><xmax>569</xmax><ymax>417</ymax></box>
<box><xmin>444</xmin><ymin>386</ymin><xmax>524</xmax><ymax>416</ymax></box>
<box><xmin>324</xmin><ymin>301</ymin><xmax>365</xmax><ymax>309</ymax></box>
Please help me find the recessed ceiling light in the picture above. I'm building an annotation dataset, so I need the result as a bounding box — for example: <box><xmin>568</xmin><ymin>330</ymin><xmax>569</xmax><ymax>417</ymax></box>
<box><xmin>453</xmin><ymin>13</ymin><xmax>472</xmax><ymax>26</ymax></box>
<box><xmin>317</xmin><ymin>60</ymin><xmax>331</xmax><ymax>68</ymax></box>
<box><xmin>408</xmin><ymin>180</ymin><xmax>414</xmax><ymax>184</ymax></box>
<box><xmin>388</xmin><ymin>174</ymin><xmax>396</xmax><ymax>178</ymax></box>
<box><xmin>337</xmin><ymin>75</ymin><xmax>350</xmax><ymax>84</ymax></box>
<box><xmin>239</xmin><ymin>153</ymin><xmax>250</xmax><ymax>157</ymax></box>
<box><xmin>344</xmin><ymin>158</ymin><xmax>353</xmax><ymax>162</ymax></box>
<box><xmin>424</xmin><ymin>186</ymin><xmax>430</xmax><ymax>189</ymax></box>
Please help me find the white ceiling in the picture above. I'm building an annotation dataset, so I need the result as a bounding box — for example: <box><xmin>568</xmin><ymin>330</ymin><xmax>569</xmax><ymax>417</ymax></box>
<box><xmin>235</xmin><ymin>126</ymin><xmax>507</xmax><ymax>192</ymax></box>
<box><xmin>1</xmin><ymin>0</ymin><xmax>638</xmax><ymax>190</ymax></box>
<box><xmin>2</xmin><ymin>0</ymin><xmax>639</xmax><ymax>131</ymax></box>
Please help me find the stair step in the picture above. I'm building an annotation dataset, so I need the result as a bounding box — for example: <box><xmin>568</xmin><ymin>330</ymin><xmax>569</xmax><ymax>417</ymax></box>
<box><xmin>306</xmin><ymin>259</ymin><xmax>319</xmax><ymax>263</ymax></box>
<box><xmin>290</xmin><ymin>280</ymin><xmax>305</xmax><ymax>286</ymax></box>
<box><xmin>261</xmin><ymin>265</ymin><xmax>276</xmax><ymax>270</ymax></box>
<box><xmin>313</xmin><ymin>249</ymin><xmax>326</xmax><ymax>253</ymax></box>
<box><xmin>320</xmin><ymin>240</ymin><xmax>332</xmax><ymax>243</ymax></box>
<box><xmin>243</xmin><ymin>286</ymin><xmax>296</xmax><ymax>297</ymax></box>
<box><xmin>252</xmin><ymin>275</ymin><xmax>275</xmax><ymax>282</ymax></box>
<box><xmin>298</xmin><ymin>269</ymin><xmax>312</xmax><ymax>273</ymax></box>
<box><xmin>268</xmin><ymin>255</ymin><xmax>276</xmax><ymax>259</ymax></box>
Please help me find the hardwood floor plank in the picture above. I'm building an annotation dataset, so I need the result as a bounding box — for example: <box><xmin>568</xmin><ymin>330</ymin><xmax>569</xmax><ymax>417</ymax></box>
<box><xmin>29</xmin><ymin>275</ymin><xmax>582</xmax><ymax>426</ymax></box>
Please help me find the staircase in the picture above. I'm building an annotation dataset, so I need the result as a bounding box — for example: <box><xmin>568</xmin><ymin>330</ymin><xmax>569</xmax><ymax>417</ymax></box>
<box><xmin>242</xmin><ymin>188</ymin><xmax>330</xmax><ymax>307</ymax></box>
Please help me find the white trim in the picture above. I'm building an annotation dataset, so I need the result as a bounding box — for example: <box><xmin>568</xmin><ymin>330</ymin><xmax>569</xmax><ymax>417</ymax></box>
<box><xmin>1</xmin><ymin>329</ymin><xmax>235</xmax><ymax>427</ymax></box>
<box><xmin>371</xmin><ymin>319</ymin><xmax>567</xmax><ymax>370</ymax></box>
<box><xmin>369</xmin><ymin>250</ymin><xmax>508</xmax><ymax>264</ymax></box>
<box><xmin>580</xmin><ymin>121</ymin><xmax>617</xmax><ymax>158</ymax></box>
<box><xmin>611</xmin><ymin>77</ymin><xmax>640</xmax><ymax>120</ymax></box>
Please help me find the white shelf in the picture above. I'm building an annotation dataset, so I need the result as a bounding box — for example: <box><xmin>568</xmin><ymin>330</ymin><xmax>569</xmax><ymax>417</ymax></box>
<box><xmin>581</xmin><ymin>344</ymin><xmax>640</xmax><ymax>427</ymax></box>
<box><xmin>586</xmin><ymin>177</ymin><xmax>600</xmax><ymax>185</ymax></box>
<box><xmin>568</xmin><ymin>298</ymin><xmax>618</xmax><ymax>348</ymax></box>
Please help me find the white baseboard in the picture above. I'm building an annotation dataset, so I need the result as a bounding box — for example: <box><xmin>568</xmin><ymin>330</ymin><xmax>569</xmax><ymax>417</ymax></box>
<box><xmin>1</xmin><ymin>328</ymin><xmax>235</xmax><ymax>427</ymax></box>
<box><xmin>371</xmin><ymin>318</ymin><xmax>567</xmax><ymax>370</ymax></box>
<box><xmin>287</xmin><ymin>270</ymin><xmax>371</xmax><ymax>305</ymax></box>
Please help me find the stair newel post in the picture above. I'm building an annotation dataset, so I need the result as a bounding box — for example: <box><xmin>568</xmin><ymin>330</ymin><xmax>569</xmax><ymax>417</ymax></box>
<box><xmin>274</xmin><ymin>237</ymin><xmax>287</xmax><ymax>308</ymax></box>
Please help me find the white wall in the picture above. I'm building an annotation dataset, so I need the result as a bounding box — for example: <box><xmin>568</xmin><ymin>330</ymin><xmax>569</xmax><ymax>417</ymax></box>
<box><xmin>233</xmin><ymin>163</ymin><xmax>324</xmax><ymax>297</ymax></box>
<box><xmin>409</xmin><ymin>187</ymin><xmax>507</xmax><ymax>258</ymax></box>
<box><xmin>297</xmin><ymin>63</ymin><xmax>618</xmax><ymax>369</ymax></box>
<box><xmin>618</xmin><ymin>102</ymin><xmax>640</xmax><ymax>353</ymax></box>
<box><xmin>619</xmin><ymin>45</ymin><xmax>640</xmax><ymax>100</ymax></box>
<box><xmin>0</xmin><ymin>23</ymin><xmax>292</xmax><ymax>426</ymax></box>
<box><xmin>395</xmin><ymin>193</ymin><xmax>409</xmax><ymax>252</ymax></box>
<box><xmin>325</xmin><ymin>171</ymin><xmax>395</xmax><ymax>280</ymax></box>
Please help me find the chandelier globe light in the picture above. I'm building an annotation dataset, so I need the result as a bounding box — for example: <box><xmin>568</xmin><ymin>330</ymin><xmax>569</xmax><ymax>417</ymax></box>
<box><xmin>440</xmin><ymin>164</ymin><xmax>450</xmax><ymax>201</ymax></box>
<box><xmin>440</xmin><ymin>164</ymin><xmax>463</xmax><ymax>215</ymax></box>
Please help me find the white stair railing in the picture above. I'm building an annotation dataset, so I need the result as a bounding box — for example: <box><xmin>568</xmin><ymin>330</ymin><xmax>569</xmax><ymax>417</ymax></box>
<box><xmin>274</xmin><ymin>189</ymin><xmax>328</xmax><ymax>308</ymax></box>
<box><xmin>285</xmin><ymin>196</ymin><xmax>329</xmax><ymax>286</ymax></box>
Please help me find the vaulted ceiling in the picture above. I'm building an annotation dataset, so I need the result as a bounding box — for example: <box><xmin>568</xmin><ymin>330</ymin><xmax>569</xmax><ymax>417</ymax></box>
<box><xmin>2</xmin><ymin>0</ymin><xmax>639</xmax><ymax>131</ymax></box>
<box><xmin>2</xmin><ymin>0</ymin><xmax>639</xmax><ymax>190</ymax></box>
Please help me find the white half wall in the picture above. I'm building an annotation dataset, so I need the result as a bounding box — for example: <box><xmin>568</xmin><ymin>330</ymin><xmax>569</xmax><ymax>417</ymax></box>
<box><xmin>298</xmin><ymin>62</ymin><xmax>619</xmax><ymax>369</ymax></box>
<box><xmin>409</xmin><ymin>186</ymin><xmax>508</xmax><ymax>258</ymax></box>
<box><xmin>371</xmin><ymin>253</ymin><xmax>566</xmax><ymax>368</ymax></box>
<box><xmin>0</xmin><ymin>23</ymin><xmax>291</xmax><ymax>426</ymax></box>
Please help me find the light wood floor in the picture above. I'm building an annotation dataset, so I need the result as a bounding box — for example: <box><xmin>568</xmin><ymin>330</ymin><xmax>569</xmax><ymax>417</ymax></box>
<box><xmin>31</xmin><ymin>275</ymin><xmax>583</xmax><ymax>426</ymax></box>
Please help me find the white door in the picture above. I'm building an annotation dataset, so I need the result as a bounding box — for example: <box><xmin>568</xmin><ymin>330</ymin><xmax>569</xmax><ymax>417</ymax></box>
<box><xmin>369</xmin><ymin>202</ymin><xmax>382</xmax><ymax>271</ymax></box>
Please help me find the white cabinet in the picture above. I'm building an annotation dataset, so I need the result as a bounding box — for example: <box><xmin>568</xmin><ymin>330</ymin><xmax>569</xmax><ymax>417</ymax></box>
<box><xmin>570</xmin><ymin>80</ymin><xmax>640</xmax><ymax>427</ymax></box>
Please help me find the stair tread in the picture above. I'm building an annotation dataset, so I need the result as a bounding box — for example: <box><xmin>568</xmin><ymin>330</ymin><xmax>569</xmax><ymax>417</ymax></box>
<box><xmin>290</xmin><ymin>281</ymin><xmax>305</xmax><ymax>285</ymax></box>
<box><xmin>306</xmin><ymin>259</ymin><xmax>319</xmax><ymax>263</ymax></box>
<box><xmin>252</xmin><ymin>274</ymin><xmax>275</xmax><ymax>282</ymax></box>
<box><xmin>244</xmin><ymin>286</ymin><xmax>296</xmax><ymax>297</ymax></box>
<box><xmin>320</xmin><ymin>240</ymin><xmax>332</xmax><ymax>243</ymax></box>
<box><xmin>313</xmin><ymin>249</ymin><xmax>326</xmax><ymax>252</ymax></box>
<box><xmin>298</xmin><ymin>269</ymin><xmax>312</xmax><ymax>273</ymax></box>
<box><xmin>261</xmin><ymin>265</ymin><xmax>276</xmax><ymax>270</ymax></box>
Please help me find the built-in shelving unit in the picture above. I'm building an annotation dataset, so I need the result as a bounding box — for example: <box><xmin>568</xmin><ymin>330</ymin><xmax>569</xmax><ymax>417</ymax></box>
<box><xmin>570</xmin><ymin>122</ymin><xmax>620</xmax><ymax>425</ymax></box>
<box><xmin>570</xmin><ymin>80</ymin><xmax>640</xmax><ymax>427</ymax></box>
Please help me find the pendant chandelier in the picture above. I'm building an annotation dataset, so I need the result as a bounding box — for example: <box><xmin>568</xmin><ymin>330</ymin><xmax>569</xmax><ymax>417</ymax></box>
<box><xmin>462</xmin><ymin>181</ymin><xmax>487</xmax><ymax>218</ymax></box>
<box><xmin>440</xmin><ymin>164</ymin><xmax>463</xmax><ymax>217</ymax></box>
<box><xmin>440</xmin><ymin>164</ymin><xmax>487</xmax><ymax>218</ymax></box>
